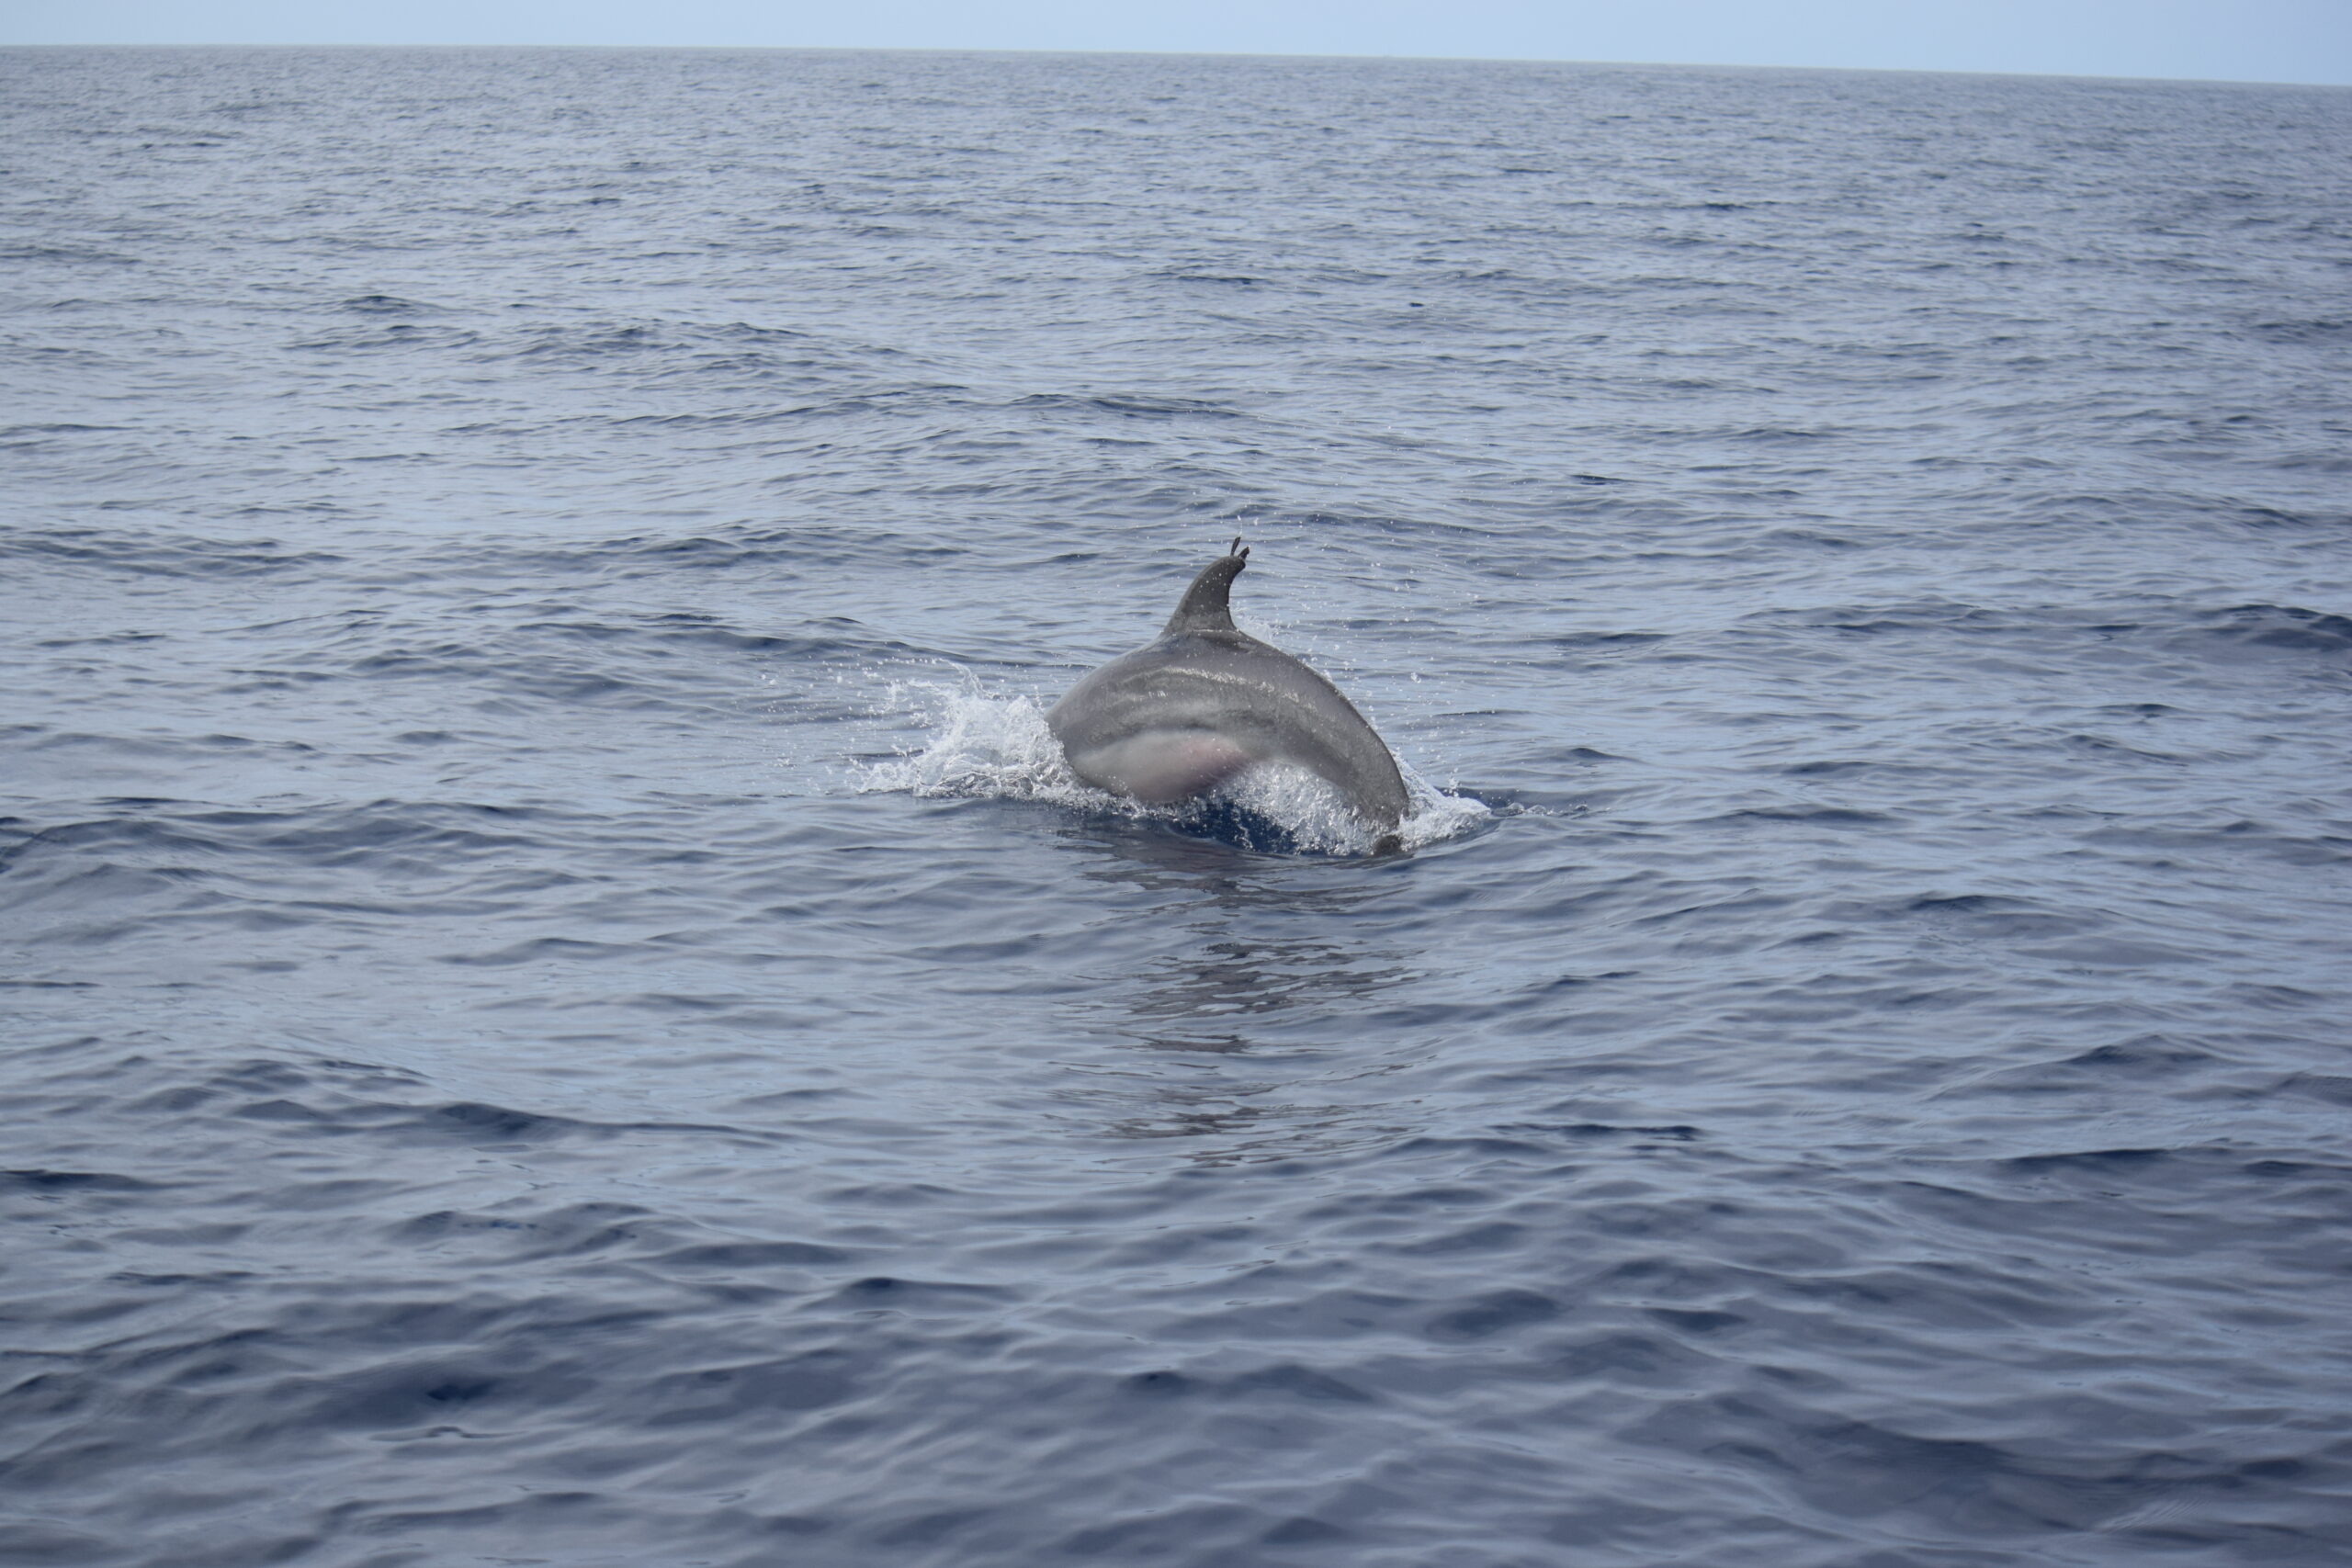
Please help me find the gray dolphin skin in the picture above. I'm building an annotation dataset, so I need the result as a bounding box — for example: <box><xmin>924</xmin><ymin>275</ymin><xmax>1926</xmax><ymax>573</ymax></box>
<box><xmin>1047</xmin><ymin>540</ymin><xmax>1411</xmax><ymax>844</ymax></box>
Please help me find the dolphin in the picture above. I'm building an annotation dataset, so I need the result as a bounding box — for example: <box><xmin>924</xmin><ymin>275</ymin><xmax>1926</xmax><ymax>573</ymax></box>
<box><xmin>1047</xmin><ymin>539</ymin><xmax>1410</xmax><ymax>848</ymax></box>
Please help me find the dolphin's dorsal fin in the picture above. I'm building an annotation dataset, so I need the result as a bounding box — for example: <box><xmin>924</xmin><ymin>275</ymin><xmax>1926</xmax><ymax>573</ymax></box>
<box><xmin>1162</xmin><ymin>539</ymin><xmax>1250</xmax><ymax>636</ymax></box>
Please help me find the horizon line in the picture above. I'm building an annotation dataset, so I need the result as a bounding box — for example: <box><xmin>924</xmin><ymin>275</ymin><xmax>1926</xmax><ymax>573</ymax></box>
<box><xmin>2</xmin><ymin>40</ymin><xmax>2346</xmax><ymax>92</ymax></box>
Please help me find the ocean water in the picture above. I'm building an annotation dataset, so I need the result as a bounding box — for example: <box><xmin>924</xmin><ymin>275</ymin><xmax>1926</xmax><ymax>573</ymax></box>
<box><xmin>5</xmin><ymin>43</ymin><xmax>2351</xmax><ymax>1567</ymax></box>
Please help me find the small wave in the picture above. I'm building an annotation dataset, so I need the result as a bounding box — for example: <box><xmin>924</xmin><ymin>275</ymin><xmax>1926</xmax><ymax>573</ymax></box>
<box><xmin>0</xmin><ymin>243</ymin><xmax>138</xmax><ymax>265</ymax></box>
<box><xmin>0</xmin><ymin>525</ymin><xmax>342</xmax><ymax>580</ymax></box>
<box><xmin>856</xmin><ymin>681</ymin><xmax>1486</xmax><ymax>856</ymax></box>
<box><xmin>289</xmin><ymin>323</ymin><xmax>481</xmax><ymax>353</ymax></box>
<box><xmin>2245</xmin><ymin>317</ymin><xmax>2352</xmax><ymax>344</ymax></box>
<box><xmin>1013</xmin><ymin>392</ymin><xmax>1242</xmax><ymax>420</ymax></box>
<box><xmin>2197</xmin><ymin>604</ymin><xmax>2352</xmax><ymax>655</ymax></box>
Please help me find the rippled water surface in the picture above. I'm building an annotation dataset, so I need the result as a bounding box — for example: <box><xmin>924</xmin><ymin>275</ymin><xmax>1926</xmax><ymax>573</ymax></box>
<box><xmin>6</xmin><ymin>45</ymin><xmax>2352</xmax><ymax>1567</ymax></box>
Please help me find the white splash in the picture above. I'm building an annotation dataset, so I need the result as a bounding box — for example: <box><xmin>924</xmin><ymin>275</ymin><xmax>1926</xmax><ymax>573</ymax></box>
<box><xmin>857</xmin><ymin>675</ymin><xmax>1488</xmax><ymax>856</ymax></box>
<box><xmin>856</xmin><ymin>679</ymin><xmax>1091</xmax><ymax>806</ymax></box>
<box><xmin>1394</xmin><ymin>763</ymin><xmax>1495</xmax><ymax>851</ymax></box>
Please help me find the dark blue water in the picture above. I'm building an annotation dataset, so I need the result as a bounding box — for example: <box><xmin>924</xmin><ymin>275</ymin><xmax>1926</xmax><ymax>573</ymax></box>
<box><xmin>6</xmin><ymin>45</ymin><xmax>2352</xmax><ymax>1567</ymax></box>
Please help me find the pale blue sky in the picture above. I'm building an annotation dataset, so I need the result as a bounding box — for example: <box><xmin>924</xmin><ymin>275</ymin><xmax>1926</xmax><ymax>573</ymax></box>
<box><xmin>6</xmin><ymin>1</ymin><xmax>2349</xmax><ymax>86</ymax></box>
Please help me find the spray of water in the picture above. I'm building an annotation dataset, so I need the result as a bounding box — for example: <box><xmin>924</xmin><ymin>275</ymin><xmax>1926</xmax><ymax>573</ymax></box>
<box><xmin>857</xmin><ymin>677</ymin><xmax>1488</xmax><ymax>855</ymax></box>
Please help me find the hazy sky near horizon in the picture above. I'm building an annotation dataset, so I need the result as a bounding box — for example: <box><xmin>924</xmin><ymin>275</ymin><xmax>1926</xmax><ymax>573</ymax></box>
<box><xmin>6</xmin><ymin>1</ymin><xmax>2350</xmax><ymax>86</ymax></box>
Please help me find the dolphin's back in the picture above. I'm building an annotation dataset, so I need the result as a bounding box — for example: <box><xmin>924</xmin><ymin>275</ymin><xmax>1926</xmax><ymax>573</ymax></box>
<box><xmin>1048</xmin><ymin>626</ymin><xmax>1410</xmax><ymax>830</ymax></box>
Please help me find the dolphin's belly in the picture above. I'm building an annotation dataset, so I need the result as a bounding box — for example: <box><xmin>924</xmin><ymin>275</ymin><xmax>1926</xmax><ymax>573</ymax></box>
<box><xmin>1061</xmin><ymin>727</ymin><xmax>1259</xmax><ymax>803</ymax></box>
